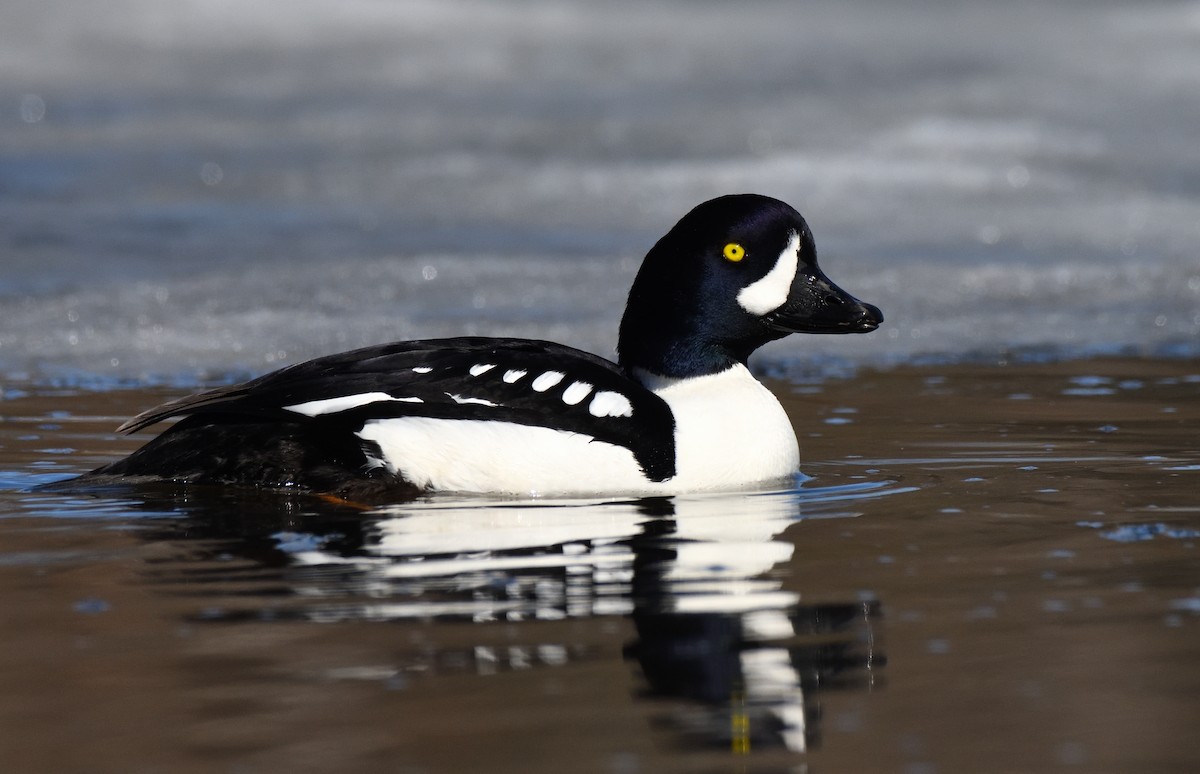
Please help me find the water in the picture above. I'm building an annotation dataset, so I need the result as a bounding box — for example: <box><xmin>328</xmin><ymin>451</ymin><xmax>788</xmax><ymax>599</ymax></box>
<box><xmin>2</xmin><ymin>0</ymin><xmax>1199</xmax><ymax>381</ymax></box>
<box><xmin>2</xmin><ymin>0</ymin><xmax>1199</xmax><ymax>770</ymax></box>
<box><xmin>2</xmin><ymin>360</ymin><xmax>1197</xmax><ymax>771</ymax></box>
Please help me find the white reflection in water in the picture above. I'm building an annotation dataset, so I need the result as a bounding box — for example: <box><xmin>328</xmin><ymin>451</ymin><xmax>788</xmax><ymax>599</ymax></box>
<box><xmin>273</xmin><ymin>481</ymin><xmax>903</xmax><ymax>752</ymax></box>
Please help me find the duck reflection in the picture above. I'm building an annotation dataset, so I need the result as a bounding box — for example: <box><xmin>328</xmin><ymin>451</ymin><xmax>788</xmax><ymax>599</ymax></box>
<box><xmin>123</xmin><ymin>481</ymin><xmax>895</xmax><ymax>754</ymax></box>
<box><xmin>623</xmin><ymin>496</ymin><xmax>882</xmax><ymax>754</ymax></box>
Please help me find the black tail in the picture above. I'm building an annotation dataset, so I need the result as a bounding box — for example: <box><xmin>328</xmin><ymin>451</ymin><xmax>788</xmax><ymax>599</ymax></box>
<box><xmin>47</xmin><ymin>415</ymin><xmax>422</xmax><ymax>504</ymax></box>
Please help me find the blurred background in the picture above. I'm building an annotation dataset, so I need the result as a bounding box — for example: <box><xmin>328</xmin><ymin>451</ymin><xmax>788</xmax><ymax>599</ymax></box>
<box><xmin>3</xmin><ymin>0</ymin><xmax>1198</xmax><ymax>383</ymax></box>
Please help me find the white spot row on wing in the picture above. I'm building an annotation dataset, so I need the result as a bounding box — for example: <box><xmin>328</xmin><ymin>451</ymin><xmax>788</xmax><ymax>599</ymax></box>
<box><xmin>561</xmin><ymin>381</ymin><xmax>592</xmax><ymax>405</ymax></box>
<box><xmin>531</xmin><ymin>371</ymin><xmax>565</xmax><ymax>392</ymax></box>
<box><xmin>589</xmin><ymin>390</ymin><xmax>634</xmax><ymax>417</ymax></box>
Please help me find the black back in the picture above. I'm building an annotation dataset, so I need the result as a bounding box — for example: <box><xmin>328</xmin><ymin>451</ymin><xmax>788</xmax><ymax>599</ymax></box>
<box><xmin>120</xmin><ymin>337</ymin><xmax>678</xmax><ymax>482</ymax></box>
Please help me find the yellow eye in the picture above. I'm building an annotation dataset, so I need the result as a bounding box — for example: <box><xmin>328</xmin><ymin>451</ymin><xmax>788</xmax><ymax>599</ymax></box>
<box><xmin>723</xmin><ymin>242</ymin><xmax>746</xmax><ymax>262</ymax></box>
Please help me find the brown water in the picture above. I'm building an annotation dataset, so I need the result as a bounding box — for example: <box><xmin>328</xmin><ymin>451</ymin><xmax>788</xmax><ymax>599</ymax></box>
<box><xmin>1</xmin><ymin>358</ymin><xmax>1197</xmax><ymax>773</ymax></box>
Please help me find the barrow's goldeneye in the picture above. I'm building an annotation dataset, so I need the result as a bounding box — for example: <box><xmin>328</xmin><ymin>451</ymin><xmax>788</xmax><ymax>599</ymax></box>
<box><xmin>70</xmin><ymin>194</ymin><xmax>882</xmax><ymax>500</ymax></box>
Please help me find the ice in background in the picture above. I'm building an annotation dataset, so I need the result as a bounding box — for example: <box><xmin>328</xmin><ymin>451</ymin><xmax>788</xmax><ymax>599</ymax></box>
<box><xmin>2</xmin><ymin>0</ymin><xmax>1198</xmax><ymax>384</ymax></box>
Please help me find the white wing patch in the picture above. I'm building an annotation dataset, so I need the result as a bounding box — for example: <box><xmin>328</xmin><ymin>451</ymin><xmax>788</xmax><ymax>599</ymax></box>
<box><xmin>468</xmin><ymin>363</ymin><xmax>495</xmax><ymax>377</ymax></box>
<box><xmin>588</xmin><ymin>390</ymin><xmax>634</xmax><ymax>418</ymax></box>
<box><xmin>561</xmin><ymin>381</ymin><xmax>593</xmax><ymax>405</ymax></box>
<box><xmin>531</xmin><ymin>371</ymin><xmax>565</xmax><ymax>392</ymax></box>
<box><xmin>502</xmin><ymin>369</ymin><xmax>527</xmax><ymax>383</ymax></box>
<box><xmin>284</xmin><ymin>392</ymin><xmax>423</xmax><ymax>417</ymax></box>
<box><xmin>737</xmin><ymin>231</ymin><xmax>801</xmax><ymax>316</ymax></box>
<box><xmin>411</xmin><ymin>366</ymin><xmax>432</xmax><ymax>374</ymax></box>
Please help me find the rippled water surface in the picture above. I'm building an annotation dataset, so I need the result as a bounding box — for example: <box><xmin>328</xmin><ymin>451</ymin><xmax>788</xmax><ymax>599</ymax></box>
<box><xmin>4</xmin><ymin>0</ymin><xmax>1199</xmax><ymax>769</ymax></box>
<box><xmin>2</xmin><ymin>358</ymin><xmax>1196</xmax><ymax>772</ymax></box>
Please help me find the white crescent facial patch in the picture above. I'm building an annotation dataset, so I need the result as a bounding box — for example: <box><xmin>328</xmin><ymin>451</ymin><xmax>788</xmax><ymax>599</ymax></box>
<box><xmin>736</xmin><ymin>231</ymin><xmax>801</xmax><ymax>316</ymax></box>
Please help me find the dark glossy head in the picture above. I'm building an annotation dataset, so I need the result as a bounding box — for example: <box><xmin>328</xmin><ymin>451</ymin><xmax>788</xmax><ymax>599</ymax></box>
<box><xmin>617</xmin><ymin>194</ymin><xmax>882</xmax><ymax>377</ymax></box>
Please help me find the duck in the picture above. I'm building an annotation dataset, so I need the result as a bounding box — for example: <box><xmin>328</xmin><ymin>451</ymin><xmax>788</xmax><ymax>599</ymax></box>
<box><xmin>71</xmin><ymin>194</ymin><xmax>882</xmax><ymax>500</ymax></box>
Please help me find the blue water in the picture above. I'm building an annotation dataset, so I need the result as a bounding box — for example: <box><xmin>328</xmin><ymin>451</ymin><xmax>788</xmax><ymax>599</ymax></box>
<box><xmin>1</xmin><ymin>344</ymin><xmax>1196</xmax><ymax>770</ymax></box>
<box><xmin>2</xmin><ymin>0</ymin><xmax>1198</xmax><ymax>386</ymax></box>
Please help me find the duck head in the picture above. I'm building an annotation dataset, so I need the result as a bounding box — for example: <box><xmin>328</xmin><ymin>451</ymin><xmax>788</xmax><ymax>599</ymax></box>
<box><xmin>617</xmin><ymin>194</ymin><xmax>883</xmax><ymax>378</ymax></box>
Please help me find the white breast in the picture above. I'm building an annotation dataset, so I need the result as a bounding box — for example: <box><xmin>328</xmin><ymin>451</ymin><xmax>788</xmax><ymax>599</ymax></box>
<box><xmin>356</xmin><ymin>364</ymin><xmax>799</xmax><ymax>497</ymax></box>
<box><xmin>635</xmin><ymin>364</ymin><xmax>800</xmax><ymax>491</ymax></box>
